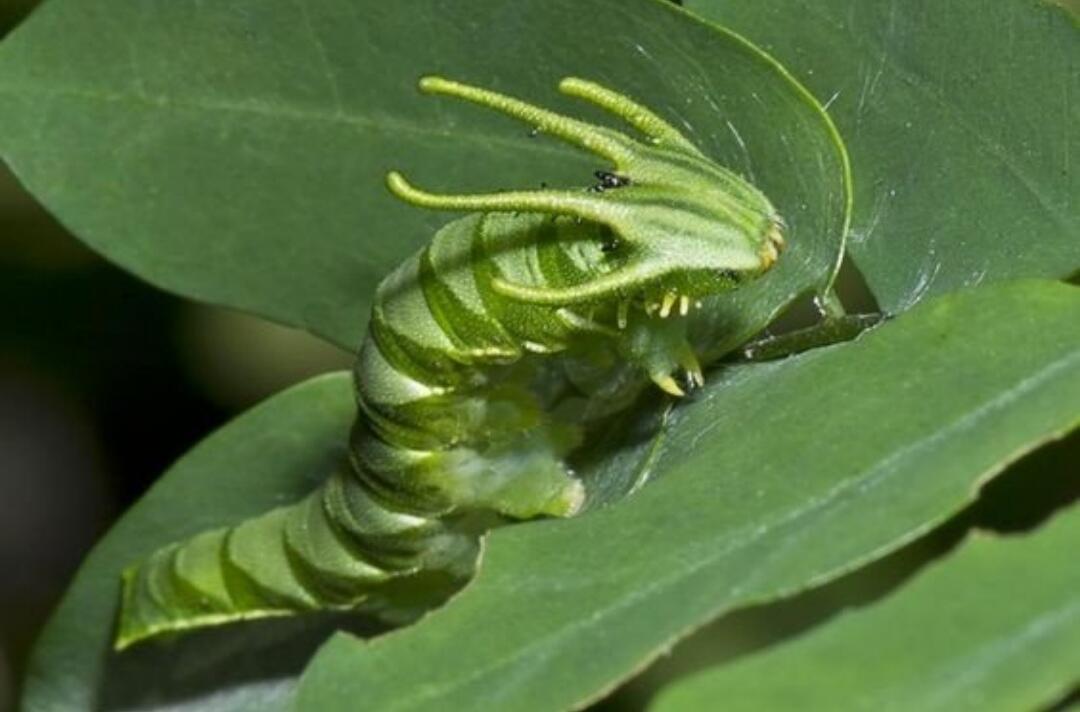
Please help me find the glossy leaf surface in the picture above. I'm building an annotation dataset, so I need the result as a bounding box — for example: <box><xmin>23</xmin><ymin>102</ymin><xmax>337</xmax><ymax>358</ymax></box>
<box><xmin>684</xmin><ymin>0</ymin><xmax>1080</xmax><ymax>311</ymax></box>
<box><xmin>652</xmin><ymin>505</ymin><xmax>1080</xmax><ymax>712</ymax></box>
<box><xmin>295</xmin><ymin>281</ymin><xmax>1080</xmax><ymax>711</ymax></box>
<box><xmin>0</xmin><ymin>0</ymin><xmax>847</xmax><ymax>353</ymax></box>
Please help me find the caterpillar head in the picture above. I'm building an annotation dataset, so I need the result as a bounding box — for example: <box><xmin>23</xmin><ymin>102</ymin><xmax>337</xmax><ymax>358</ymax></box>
<box><xmin>388</xmin><ymin>76</ymin><xmax>785</xmax><ymax>312</ymax></box>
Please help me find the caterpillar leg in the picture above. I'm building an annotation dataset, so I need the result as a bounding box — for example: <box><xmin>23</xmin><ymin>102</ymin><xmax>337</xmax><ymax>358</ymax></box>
<box><xmin>620</xmin><ymin>313</ymin><xmax>704</xmax><ymax>397</ymax></box>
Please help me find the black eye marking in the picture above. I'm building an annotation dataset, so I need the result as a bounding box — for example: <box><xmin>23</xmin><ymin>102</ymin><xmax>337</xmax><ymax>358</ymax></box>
<box><xmin>597</xmin><ymin>225</ymin><xmax>620</xmax><ymax>253</ymax></box>
<box><xmin>592</xmin><ymin>170</ymin><xmax>631</xmax><ymax>192</ymax></box>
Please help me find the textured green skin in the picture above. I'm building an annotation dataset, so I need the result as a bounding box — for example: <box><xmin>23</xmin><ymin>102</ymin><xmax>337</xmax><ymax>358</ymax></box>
<box><xmin>116</xmin><ymin>77</ymin><xmax>783</xmax><ymax>649</ymax></box>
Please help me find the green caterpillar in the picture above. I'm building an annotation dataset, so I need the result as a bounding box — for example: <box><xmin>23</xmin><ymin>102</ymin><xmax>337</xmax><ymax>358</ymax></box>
<box><xmin>116</xmin><ymin>76</ymin><xmax>785</xmax><ymax>649</ymax></box>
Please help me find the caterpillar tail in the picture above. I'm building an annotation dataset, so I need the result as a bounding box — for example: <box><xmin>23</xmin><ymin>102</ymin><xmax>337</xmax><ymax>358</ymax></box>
<box><xmin>114</xmin><ymin>463</ymin><xmax>476</xmax><ymax>650</ymax></box>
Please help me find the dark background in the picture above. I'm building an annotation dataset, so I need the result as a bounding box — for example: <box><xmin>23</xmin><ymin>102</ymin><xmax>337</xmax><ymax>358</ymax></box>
<box><xmin>0</xmin><ymin>2</ymin><xmax>350</xmax><ymax>705</ymax></box>
<box><xmin>1</xmin><ymin>1</ymin><xmax>1076</xmax><ymax>709</ymax></box>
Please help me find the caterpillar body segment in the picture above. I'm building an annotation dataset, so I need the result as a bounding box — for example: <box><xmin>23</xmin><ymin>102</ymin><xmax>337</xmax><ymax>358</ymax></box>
<box><xmin>116</xmin><ymin>77</ymin><xmax>785</xmax><ymax>649</ymax></box>
<box><xmin>116</xmin><ymin>463</ymin><xmax>472</xmax><ymax>649</ymax></box>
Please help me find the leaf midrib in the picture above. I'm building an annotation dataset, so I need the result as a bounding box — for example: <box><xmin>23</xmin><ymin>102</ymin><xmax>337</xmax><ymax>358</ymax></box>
<box><xmin>0</xmin><ymin>81</ymin><xmax>580</xmax><ymax>162</ymax></box>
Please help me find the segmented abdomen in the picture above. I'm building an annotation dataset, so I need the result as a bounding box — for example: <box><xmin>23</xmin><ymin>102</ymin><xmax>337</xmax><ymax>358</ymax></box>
<box><xmin>116</xmin><ymin>212</ymin><xmax>598</xmax><ymax>648</ymax></box>
<box><xmin>354</xmin><ymin>211</ymin><xmax>603</xmax><ymax>516</ymax></box>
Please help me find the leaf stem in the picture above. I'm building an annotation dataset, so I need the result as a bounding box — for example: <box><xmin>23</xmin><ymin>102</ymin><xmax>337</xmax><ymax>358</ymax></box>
<box><xmin>815</xmin><ymin>287</ymin><xmax>848</xmax><ymax>320</ymax></box>
<box><xmin>738</xmin><ymin>313</ymin><xmax>884</xmax><ymax>362</ymax></box>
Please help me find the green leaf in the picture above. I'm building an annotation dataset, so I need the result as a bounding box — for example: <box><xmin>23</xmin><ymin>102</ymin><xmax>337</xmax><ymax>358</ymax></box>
<box><xmin>651</xmin><ymin>505</ymin><xmax>1080</xmax><ymax>712</ymax></box>
<box><xmin>294</xmin><ymin>280</ymin><xmax>1080</xmax><ymax>712</ymax></box>
<box><xmin>20</xmin><ymin>373</ymin><xmax>355</xmax><ymax>712</ymax></box>
<box><xmin>683</xmin><ymin>0</ymin><xmax>1080</xmax><ymax>312</ymax></box>
<box><xmin>0</xmin><ymin>0</ymin><xmax>847</xmax><ymax>353</ymax></box>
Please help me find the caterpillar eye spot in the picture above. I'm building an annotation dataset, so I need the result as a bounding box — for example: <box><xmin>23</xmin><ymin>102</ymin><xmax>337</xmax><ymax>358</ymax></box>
<box><xmin>597</xmin><ymin>225</ymin><xmax>620</xmax><ymax>253</ymax></box>
<box><xmin>592</xmin><ymin>170</ymin><xmax>631</xmax><ymax>191</ymax></box>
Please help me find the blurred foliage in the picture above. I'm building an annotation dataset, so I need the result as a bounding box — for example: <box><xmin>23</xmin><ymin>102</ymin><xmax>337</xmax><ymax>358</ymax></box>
<box><xmin>0</xmin><ymin>158</ymin><xmax>352</xmax><ymax>697</ymax></box>
<box><xmin>0</xmin><ymin>3</ymin><xmax>343</xmax><ymax>702</ymax></box>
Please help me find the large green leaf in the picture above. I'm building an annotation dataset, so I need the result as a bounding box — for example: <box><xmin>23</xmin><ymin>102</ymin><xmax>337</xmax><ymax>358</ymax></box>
<box><xmin>294</xmin><ymin>280</ymin><xmax>1080</xmax><ymax>711</ymax></box>
<box><xmin>20</xmin><ymin>373</ymin><xmax>356</xmax><ymax>712</ymax></box>
<box><xmin>0</xmin><ymin>0</ymin><xmax>847</xmax><ymax>353</ymax></box>
<box><xmin>652</xmin><ymin>504</ymin><xmax>1080</xmax><ymax>712</ymax></box>
<box><xmin>684</xmin><ymin>0</ymin><xmax>1080</xmax><ymax>312</ymax></box>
